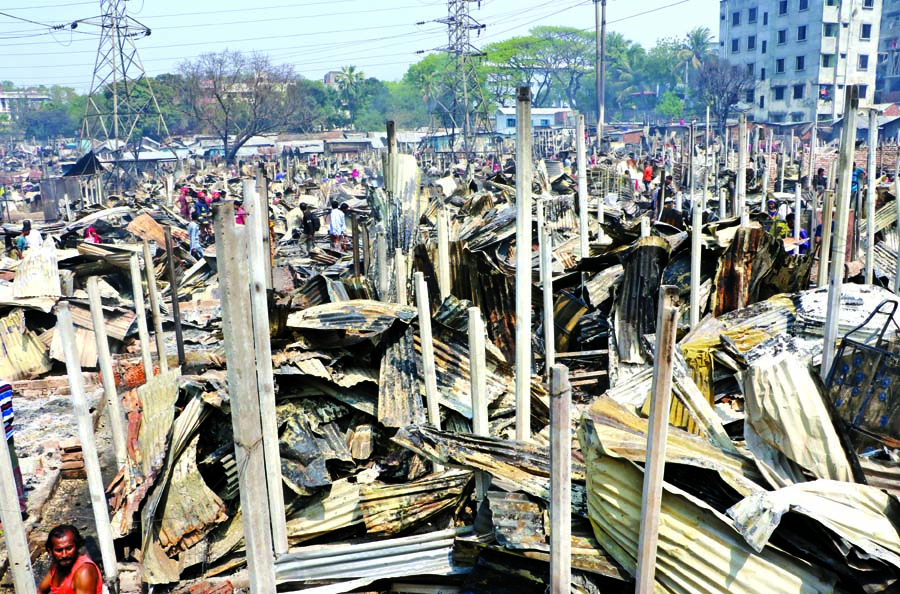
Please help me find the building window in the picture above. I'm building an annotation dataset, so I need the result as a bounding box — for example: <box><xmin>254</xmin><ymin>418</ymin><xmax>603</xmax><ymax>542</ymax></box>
<box><xmin>732</xmin><ymin>11</ymin><xmax>741</xmax><ymax>25</ymax></box>
<box><xmin>779</xmin><ymin>0</ymin><xmax>788</xmax><ymax>15</ymax></box>
<box><xmin>774</xmin><ymin>86</ymin><xmax>786</xmax><ymax>100</ymax></box>
<box><xmin>731</xmin><ymin>38</ymin><xmax>740</xmax><ymax>53</ymax></box>
<box><xmin>859</xmin><ymin>85</ymin><xmax>868</xmax><ymax>98</ymax></box>
<box><xmin>799</xmin><ymin>0</ymin><xmax>809</xmax><ymax>10</ymax></box>
<box><xmin>861</xmin><ymin>24</ymin><xmax>872</xmax><ymax>40</ymax></box>
<box><xmin>822</xmin><ymin>54</ymin><xmax>835</xmax><ymax>68</ymax></box>
<box><xmin>745</xmin><ymin>89</ymin><xmax>754</xmax><ymax>103</ymax></box>
<box><xmin>797</xmin><ymin>25</ymin><xmax>807</xmax><ymax>41</ymax></box>
<box><xmin>796</xmin><ymin>55</ymin><xmax>805</xmax><ymax>71</ymax></box>
<box><xmin>863</xmin><ymin>0</ymin><xmax>874</xmax><ymax>8</ymax></box>
<box><xmin>540</xmin><ymin>119</ymin><xmax>550</xmax><ymax>126</ymax></box>
<box><xmin>747</xmin><ymin>63</ymin><xmax>754</xmax><ymax>75</ymax></box>
<box><xmin>819</xmin><ymin>85</ymin><xmax>832</xmax><ymax>101</ymax></box>
<box><xmin>759</xmin><ymin>95</ymin><xmax>765</xmax><ymax>108</ymax></box>
<box><xmin>749</xmin><ymin>7</ymin><xmax>758</xmax><ymax>22</ymax></box>
<box><xmin>748</xmin><ymin>35</ymin><xmax>756</xmax><ymax>50</ymax></box>
<box><xmin>858</xmin><ymin>54</ymin><xmax>869</xmax><ymax>70</ymax></box>
<box><xmin>506</xmin><ymin>118</ymin><xmax>515</xmax><ymax>127</ymax></box>
<box><xmin>778</xmin><ymin>29</ymin><xmax>787</xmax><ymax>44</ymax></box>
<box><xmin>761</xmin><ymin>67</ymin><xmax>766</xmax><ymax>80</ymax></box>
<box><xmin>824</xmin><ymin>23</ymin><xmax>838</xmax><ymax>37</ymax></box>
<box><xmin>826</xmin><ymin>0</ymin><xmax>837</xmax><ymax>5</ymax></box>
<box><xmin>776</xmin><ymin>58</ymin><xmax>786</xmax><ymax>73</ymax></box>
<box><xmin>763</xmin><ymin>11</ymin><xmax>769</xmax><ymax>25</ymax></box>
<box><xmin>762</xmin><ymin>40</ymin><xmax>768</xmax><ymax>54</ymax></box>
<box><xmin>793</xmin><ymin>84</ymin><xmax>805</xmax><ymax>99</ymax></box>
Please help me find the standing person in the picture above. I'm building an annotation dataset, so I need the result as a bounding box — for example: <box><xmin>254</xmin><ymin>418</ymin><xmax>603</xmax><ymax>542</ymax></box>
<box><xmin>83</xmin><ymin>227</ymin><xmax>102</xmax><ymax>244</ymax></box>
<box><xmin>188</xmin><ymin>212</ymin><xmax>202</xmax><ymax>259</ymax></box>
<box><xmin>15</xmin><ymin>219</ymin><xmax>42</xmax><ymax>258</ymax></box>
<box><xmin>813</xmin><ymin>167</ymin><xmax>828</xmax><ymax>190</ymax></box>
<box><xmin>299</xmin><ymin>203</ymin><xmax>318</xmax><ymax>254</ymax></box>
<box><xmin>1</xmin><ymin>382</ymin><xmax>25</xmax><ymax>517</ymax></box>
<box><xmin>38</xmin><ymin>525</ymin><xmax>102</xmax><ymax>594</ymax></box>
<box><xmin>642</xmin><ymin>161</ymin><xmax>653</xmax><ymax>194</ymax></box>
<box><xmin>328</xmin><ymin>200</ymin><xmax>346</xmax><ymax>251</ymax></box>
<box><xmin>234</xmin><ymin>200</ymin><xmax>247</xmax><ymax>225</ymax></box>
<box><xmin>851</xmin><ymin>162</ymin><xmax>866</xmax><ymax>203</ymax></box>
<box><xmin>785</xmin><ymin>213</ymin><xmax>809</xmax><ymax>254</ymax></box>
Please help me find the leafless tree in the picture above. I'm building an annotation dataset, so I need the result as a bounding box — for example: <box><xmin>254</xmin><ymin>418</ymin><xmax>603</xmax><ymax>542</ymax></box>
<box><xmin>696</xmin><ymin>56</ymin><xmax>755</xmax><ymax>134</ymax></box>
<box><xmin>179</xmin><ymin>50</ymin><xmax>302</xmax><ymax>163</ymax></box>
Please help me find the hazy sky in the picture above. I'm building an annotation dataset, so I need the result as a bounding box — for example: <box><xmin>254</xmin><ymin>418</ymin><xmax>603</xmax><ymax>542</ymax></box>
<box><xmin>0</xmin><ymin>0</ymin><xmax>717</xmax><ymax>92</ymax></box>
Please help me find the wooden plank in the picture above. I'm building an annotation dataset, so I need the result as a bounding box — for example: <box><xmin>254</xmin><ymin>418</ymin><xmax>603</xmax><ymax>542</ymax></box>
<box><xmin>0</xmin><ymin>413</ymin><xmax>37</xmax><ymax>593</ymax></box>
<box><xmin>246</xmin><ymin>175</ymin><xmax>289</xmax><ymax>557</ymax></box>
<box><xmin>164</xmin><ymin>226</ymin><xmax>186</xmax><ymax>365</ymax></box>
<box><xmin>635</xmin><ymin>286</ymin><xmax>679</xmax><ymax>592</ymax></box>
<box><xmin>129</xmin><ymin>254</ymin><xmax>154</xmax><ymax>379</ymax></box>
<box><xmin>414</xmin><ymin>272</ymin><xmax>442</xmax><ymax>438</ymax></box>
<box><xmin>87</xmin><ymin>277</ymin><xmax>127</xmax><ymax>469</ymax></box>
<box><xmin>437</xmin><ymin>208</ymin><xmax>451</xmax><ymax>300</ymax></box>
<box><xmin>468</xmin><ymin>306</ymin><xmax>489</xmax><ymax>500</ymax></box>
<box><xmin>143</xmin><ymin>239</ymin><xmax>167</xmax><ymax>372</ymax></box>
<box><xmin>212</xmin><ymin>203</ymin><xmax>277</xmax><ymax>591</ymax></box>
<box><xmin>57</xmin><ymin>301</ymin><xmax>120</xmax><ymax>594</ymax></box>
<box><xmin>550</xmin><ymin>363</ymin><xmax>572</xmax><ymax>593</ymax></box>
<box><xmin>515</xmin><ymin>85</ymin><xmax>533</xmax><ymax>442</ymax></box>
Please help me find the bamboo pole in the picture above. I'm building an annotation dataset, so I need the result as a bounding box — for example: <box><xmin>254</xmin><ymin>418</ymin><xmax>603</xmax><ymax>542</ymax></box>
<box><xmin>577</xmin><ymin>115</ymin><xmax>589</xmax><ymax>260</ymax></box>
<box><xmin>212</xmin><ymin>203</ymin><xmax>277</xmax><ymax>591</ymax></box>
<box><xmin>634</xmin><ymin>286</ymin><xmax>679</xmax><ymax>593</ymax></box>
<box><xmin>164</xmin><ymin>226</ymin><xmax>186</xmax><ymax>366</ymax></box>
<box><xmin>57</xmin><ymin>302</ymin><xmax>120</xmax><ymax>594</ymax></box>
<box><xmin>822</xmin><ymin>86</ymin><xmax>860</xmax><ymax>379</ymax></box>
<box><xmin>351</xmin><ymin>213</ymin><xmax>360</xmax><ymax>276</ymax></box>
<box><xmin>515</xmin><ymin>86</ymin><xmax>533</xmax><ymax>442</ymax></box>
<box><xmin>129</xmin><ymin>254</ymin><xmax>154</xmax><ymax>380</ymax></box>
<box><xmin>690</xmin><ymin>178</ymin><xmax>702</xmax><ymax>327</ymax></box>
<box><xmin>866</xmin><ymin>108</ymin><xmax>878</xmax><ymax>284</ymax></box>
<box><xmin>246</xmin><ymin>182</ymin><xmax>290</xmax><ymax>556</ymax></box>
<box><xmin>87</xmin><ymin>277</ymin><xmax>127</xmax><ymax>469</ymax></box>
<box><xmin>550</xmin><ymin>363</ymin><xmax>572</xmax><ymax>594</ymax></box>
<box><xmin>818</xmin><ymin>190</ymin><xmax>835</xmax><ymax>287</ymax></box>
<box><xmin>142</xmin><ymin>240</ymin><xmax>167</xmax><ymax>372</ymax></box>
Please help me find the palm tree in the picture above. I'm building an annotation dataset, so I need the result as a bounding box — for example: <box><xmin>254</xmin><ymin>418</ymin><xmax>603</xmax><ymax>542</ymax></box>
<box><xmin>336</xmin><ymin>65</ymin><xmax>365</xmax><ymax>125</ymax></box>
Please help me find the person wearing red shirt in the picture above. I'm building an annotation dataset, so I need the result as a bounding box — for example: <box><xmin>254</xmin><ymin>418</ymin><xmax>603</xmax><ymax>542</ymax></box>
<box><xmin>642</xmin><ymin>161</ymin><xmax>653</xmax><ymax>194</ymax></box>
<box><xmin>38</xmin><ymin>525</ymin><xmax>102</xmax><ymax>594</ymax></box>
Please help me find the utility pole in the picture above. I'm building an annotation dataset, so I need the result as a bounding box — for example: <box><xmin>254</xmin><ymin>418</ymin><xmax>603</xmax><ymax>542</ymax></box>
<box><xmin>594</xmin><ymin>0</ymin><xmax>606</xmax><ymax>151</ymax></box>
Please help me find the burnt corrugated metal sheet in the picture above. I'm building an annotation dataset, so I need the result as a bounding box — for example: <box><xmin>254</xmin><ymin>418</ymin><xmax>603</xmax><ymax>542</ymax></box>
<box><xmin>361</xmin><ymin>470</ymin><xmax>470</xmax><ymax>534</ymax></box>
<box><xmin>275</xmin><ymin>527</ymin><xmax>471</xmax><ymax>586</ymax></box>
<box><xmin>743</xmin><ymin>356</ymin><xmax>854</xmax><ymax>488</ymax></box>
<box><xmin>379</xmin><ymin>325</ymin><xmax>425</xmax><ymax>428</ymax></box>
<box><xmin>287</xmin><ymin>299</ymin><xmax>416</xmax><ymax>333</ymax></box>
<box><xmin>0</xmin><ymin>308</ymin><xmax>52</xmax><ymax>380</ymax></box>
<box><xmin>393</xmin><ymin>425</ymin><xmax>587</xmax><ymax>516</ymax></box>
<box><xmin>68</xmin><ymin>301</ymin><xmax>136</xmax><ymax>341</ymax></box>
<box><xmin>614</xmin><ymin>235</ymin><xmax>670</xmax><ymax>364</ymax></box>
<box><xmin>578</xmin><ymin>413</ymin><xmax>839</xmax><ymax>593</ymax></box>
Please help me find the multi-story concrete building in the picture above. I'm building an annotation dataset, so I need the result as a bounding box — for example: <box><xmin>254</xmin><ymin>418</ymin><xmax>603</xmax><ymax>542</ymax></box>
<box><xmin>720</xmin><ymin>0</ymin><xmax>882</xmax><ymax>123</ymax></box>
<box><xmin>876</xmin><ymin>0</ymin><xmax>900</xmax><ymax>102</ymax></box>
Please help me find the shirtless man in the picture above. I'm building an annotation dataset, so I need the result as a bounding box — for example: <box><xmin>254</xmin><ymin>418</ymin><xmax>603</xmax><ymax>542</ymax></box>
<box><xmin>38</xmin><ymin>525</ymin><xmax>102</xmax><ymax>594</ymax></box>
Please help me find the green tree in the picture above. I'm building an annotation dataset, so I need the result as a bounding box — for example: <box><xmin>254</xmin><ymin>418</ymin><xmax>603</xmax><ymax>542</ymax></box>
<box><xmin>336</xmin><ymin>65</ymin><xmax>365</xmax><ymax>126</ymax></box>
<box><xmin>656</xmin><ymin>91</ymin><xmax>684</xmax><ymax>120</ymax></box>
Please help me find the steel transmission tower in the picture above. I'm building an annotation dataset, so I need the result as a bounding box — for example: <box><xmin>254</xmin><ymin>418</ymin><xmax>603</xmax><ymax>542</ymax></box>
<box><xmin>82</xmin><ymin>0</ymin><xmax>168</xmax><ymax>162</ymax></box>
<box><xmin>429</xmin><ymin>0</ymin><xmax>489</xmax><ymax>155</ymax></box>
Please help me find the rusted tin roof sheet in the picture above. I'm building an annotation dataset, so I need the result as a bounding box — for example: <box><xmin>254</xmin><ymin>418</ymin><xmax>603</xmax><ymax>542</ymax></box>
<box><xmin>0</xmin><ymin>308</ymin><xmax>52</xmax><ymax>381</ymax></box>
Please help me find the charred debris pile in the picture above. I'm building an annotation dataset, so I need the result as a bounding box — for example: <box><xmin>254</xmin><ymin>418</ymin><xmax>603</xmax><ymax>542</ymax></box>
<box><xmin>3</xmin><ymin>152</ymin><xmax>900</xmax><ymax>594</ymax></box>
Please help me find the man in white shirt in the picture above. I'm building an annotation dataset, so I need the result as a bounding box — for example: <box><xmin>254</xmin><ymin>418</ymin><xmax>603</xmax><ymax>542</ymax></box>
<box><xmin>15</xmin><ymin>219</ymin><xmax>42</xmax><ymax>258</ymax></box>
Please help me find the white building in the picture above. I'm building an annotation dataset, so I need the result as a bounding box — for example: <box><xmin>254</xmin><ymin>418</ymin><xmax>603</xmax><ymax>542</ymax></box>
<box><xmin>876</xmin><ymin>0</ymin><xmax>900</xmax><ymax>102</ymax></box>
<box><xmin>719</xmin><ymin>0</ymin><xmax>882</xmax><ymax>123</ymax></box>
<box><xmin>494</xmin><ymin>107</ymin><xmax>573</xmax><ymax>135</ymax></box>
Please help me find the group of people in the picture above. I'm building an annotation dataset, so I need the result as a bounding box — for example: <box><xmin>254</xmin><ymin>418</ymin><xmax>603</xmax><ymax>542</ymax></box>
<box><xmin>297</xmin><ymin>200</ymin><xmax>350</xmax><ymax>254</ymax></box>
